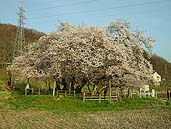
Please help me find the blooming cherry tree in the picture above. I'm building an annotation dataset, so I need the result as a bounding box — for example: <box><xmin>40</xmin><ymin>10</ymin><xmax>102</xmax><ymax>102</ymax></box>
<box><xmin>9</xmin><ymin>20</ymin><xmax>154</xmax><ymax>93</ymax></box>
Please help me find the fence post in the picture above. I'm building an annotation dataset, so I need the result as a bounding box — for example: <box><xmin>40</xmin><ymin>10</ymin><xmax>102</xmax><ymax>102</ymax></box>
<box><xmin>99</xmin><ymin>94</ymin><xmax>101</xmax><ymax>103</ymax></box>
<box><xmin>65</xmin><ymin>90</ymin><xmax>67</xmax><ymax>97</ymax></box>
<box><xmin>144</xmin><ymin>91</ymin><xmax>146</xmax><ymax>98</ymax></box>
<box><xmin>139</xmin><ymin>88</ymin><xmax>142</xmax><ymax>97</ymax></box>
<box><xmin>117</xmin><ymin>92</ymin><xmax>119</xmax><ymax>100</ymax></box>
<box><xmin>155</xmin><ymin>91</ymin><xmax>157</xmax><ymax>98</ymax></box>
<box><xmin>25</xmin><ymin>89</ymin><xmax>27</xmax><ymax>95</ymax></box>
<box><xmin>56</xmin><ymin>89</ymin><xmax>58</xmax><ymax>97</ymax></box>
<box><xmin>83</xmin><ymin>92</ymin><xmax>85</xmax><ymax>102</ymax></box>
<box><xmin>32</xmin><ymin>88</ymin><xmax>34</xmax><ymax>95</ymax></box>
<box><xmin>38</xmin><ymin>88</ymin><xmax>40</xmax><ymax>95</ymax></box>
<box><xmin>130</xmin><ymin>92</ymin><xmax>133</xmax><ymax>98</ymax></box>
<box><xmin>73</xmin><ymin>90</ymin><xmax>75</xmax><ymax>98</ymax></box>
<box><xmin>69</xmin><ymin>82</ymin><xmax>71</xmax><ymax>96</ymax></box>
<box><xmin>52</xmin><ymin>80</ymin><xmax>56</xmax><ymax>96</ymax></box>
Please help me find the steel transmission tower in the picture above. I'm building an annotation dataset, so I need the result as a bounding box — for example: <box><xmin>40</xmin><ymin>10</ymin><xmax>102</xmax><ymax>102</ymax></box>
<box><xmin>13</xmin><ymin>0</ymin><xmax>25</xmax><ymax>57</ymax></box>
<box><xmin>8</xmin><ymin>0</ymin><xmax>26</xmax><ymax>88</ymax></box>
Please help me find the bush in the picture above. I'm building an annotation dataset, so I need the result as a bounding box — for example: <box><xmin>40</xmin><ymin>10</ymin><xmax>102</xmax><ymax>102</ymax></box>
<box><xmin>13</xmin><ymin>82</ymin><xmax>27</xmax><ymax>93</ymax></box>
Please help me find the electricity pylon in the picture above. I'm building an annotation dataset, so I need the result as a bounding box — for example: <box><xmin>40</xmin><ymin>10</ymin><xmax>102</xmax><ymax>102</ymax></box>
<box><xmin>8</xmin><ymin>0</ymin><xmax>26</xmax><ymax>88</ymax></box>
<box><xmin>13</xmin><ymin>0</ymin><xmax>26</xmax><ymax>58</ymax></box>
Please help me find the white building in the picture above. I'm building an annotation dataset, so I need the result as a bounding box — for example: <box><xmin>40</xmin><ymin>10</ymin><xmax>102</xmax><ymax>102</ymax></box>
<box><xmin>152</xmin><ymin>72</ymin><xmax>161</xmax><ymax>86</ymax></box>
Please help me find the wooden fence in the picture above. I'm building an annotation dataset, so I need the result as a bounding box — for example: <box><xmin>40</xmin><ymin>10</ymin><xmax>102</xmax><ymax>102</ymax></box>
<box><xmin>124</xmin><ymin>91</ymin><xmax>158</xmax><ymax>98</ymax></box>
<box><xmin>25</xmin><ymin>88</ymin><xmax>49</xmax><ymax>95</ymax></box>
<box><xmin>25</xmin><ymin>88</ymin><xmax>76</xmax><ymax>97</ymax></box>
<box><xmin>82</xmin><ymin>92</ymin><xmax>118</xmax><ymax>103</ymax></box>
<box><xmin>24</xmin><ymin>88</ymin><xmax>170</xmax><ymax>102</ymax></box>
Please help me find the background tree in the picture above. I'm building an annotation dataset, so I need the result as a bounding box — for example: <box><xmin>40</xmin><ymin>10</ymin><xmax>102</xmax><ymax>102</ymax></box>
<box><xmin>150</xmin><ymin>54</ymin><xmax>171</xmax><ymax>81</ymax></box>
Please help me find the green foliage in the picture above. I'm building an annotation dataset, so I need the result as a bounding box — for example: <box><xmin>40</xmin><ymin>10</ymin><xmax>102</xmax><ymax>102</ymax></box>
<box><xmin>13</xmin><ymin>82</ymin><xmax>26</xmax><ymax>93</ymax></box>
<box><xmin>165</xmin><ymin>101</ymin><xmax>171</xmax><ymax>109</ymax></box>
<box><xmin>150</xmin><ymin>83</ymin><xmax>171</xmax><ymax>91</ymax></box>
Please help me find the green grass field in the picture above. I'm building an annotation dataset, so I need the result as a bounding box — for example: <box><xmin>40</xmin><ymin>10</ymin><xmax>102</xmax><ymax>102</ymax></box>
<box><xmin>0</xmin><ymin>91</ymin><xmax>170</xmax><ymax>112</ymax></box>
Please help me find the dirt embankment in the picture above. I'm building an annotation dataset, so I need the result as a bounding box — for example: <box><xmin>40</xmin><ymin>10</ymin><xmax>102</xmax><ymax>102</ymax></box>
<box><xmin>0</xmin><ymin>109</ymin><xmax>171</xmax><ymax>129</ymax></box>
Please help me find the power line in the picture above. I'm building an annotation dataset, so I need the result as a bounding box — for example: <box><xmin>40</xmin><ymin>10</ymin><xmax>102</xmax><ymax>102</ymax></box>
<box><xmin>27</xmin><ymin>0</ymin><xmax>169</xmax><ymax>20</ymax></box>
<box><xmin>0</xmin><ymin>18</ymin><xmax>17</xmax><ymax>21</ymax></box>
<box><xmin>25</xmin><ymin>4</ymin><xmax>163</xmax><ymax>26</ymax></box>
<box><xmin>27</xmin><ymin>0</ymin><xmax>98</xmax><ymax>12</ymax></box>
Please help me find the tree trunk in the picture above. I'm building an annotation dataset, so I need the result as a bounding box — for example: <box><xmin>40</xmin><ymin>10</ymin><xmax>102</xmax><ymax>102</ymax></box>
<box><xmin>127</xmin><ymin>88</ymin><xmax>131</xmax><ymax>98</ymax></box>
<box><xmin>75</xmin><ymin>86</ymin><xmax>84</xmax><ymax>93</ymax></box>
<box><xmin>47</xmin><ymin>80</ymin><xmax>52</xmax><ymax>94</ymax></box>
<box><xmin>56</xmin><ymin>80</ymin><xmax>61</xmax><ymax>90</ymax></box>
<box><xmin>118</xmin><ymin>87</ymin><xmax>123</xmax><ymax>100</ymax></box>
<box><xmin>69</xmin><ymin>82</ymin><xmax>71</xmax><ymax>95</ymax></box>
<box><xmin>87</xmin><ymin>85</ymin><xmax>91</xmax><ymax>93</ymax></box>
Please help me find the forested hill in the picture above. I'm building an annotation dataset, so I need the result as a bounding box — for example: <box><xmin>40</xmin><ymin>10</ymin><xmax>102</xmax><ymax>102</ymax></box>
<box><xmin>150</xmin><ymin>54</ymin><xmax>171</xmax><ymax>81</ymax></box>
<box><xmin>0</xmin><ymin>23</ymin><xmax>45</xmax><ymax>67</ymax></box>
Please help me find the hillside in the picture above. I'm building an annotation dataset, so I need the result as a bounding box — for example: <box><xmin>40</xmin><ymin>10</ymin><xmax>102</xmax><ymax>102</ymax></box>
<box><xmin>150</xmin><ymin>54</ymin><xmax>171</xmax><ymax>81</ymax></box>
<box><xmin>0</xmin><ymin>23</ymin><xmax>45</xmax><ymax>67</ymax></box>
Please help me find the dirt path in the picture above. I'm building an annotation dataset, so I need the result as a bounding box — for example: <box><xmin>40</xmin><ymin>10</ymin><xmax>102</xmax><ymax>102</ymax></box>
<box><xmin>0</xmin><ymin>109</ymin><xmax>171</xmax><ymax>129</ymax></box>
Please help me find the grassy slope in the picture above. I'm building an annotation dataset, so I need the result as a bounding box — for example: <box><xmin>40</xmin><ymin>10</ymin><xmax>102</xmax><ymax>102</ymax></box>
<box><xmin>1</xmin><ymin>92</ymin><xmax>170</xmax><ymax>112</ymax></box>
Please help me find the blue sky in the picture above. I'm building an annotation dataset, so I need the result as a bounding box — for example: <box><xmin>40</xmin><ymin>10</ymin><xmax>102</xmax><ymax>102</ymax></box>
<box><xmin>0</xmin><ymin>0</ymin><xmax>171</xmax><ymax>62</ymax></box>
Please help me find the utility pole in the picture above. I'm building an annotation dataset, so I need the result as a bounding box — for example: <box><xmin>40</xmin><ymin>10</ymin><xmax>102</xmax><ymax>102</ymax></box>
<box><xmin>13</xmin><ymin>0</ymin><xmax>25</xmax><ymax>57</ymax></box>
<box><xmin>8</xmin><ymin>0</ymin><xmax>26</xmax><ymax>89</ymax></box>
